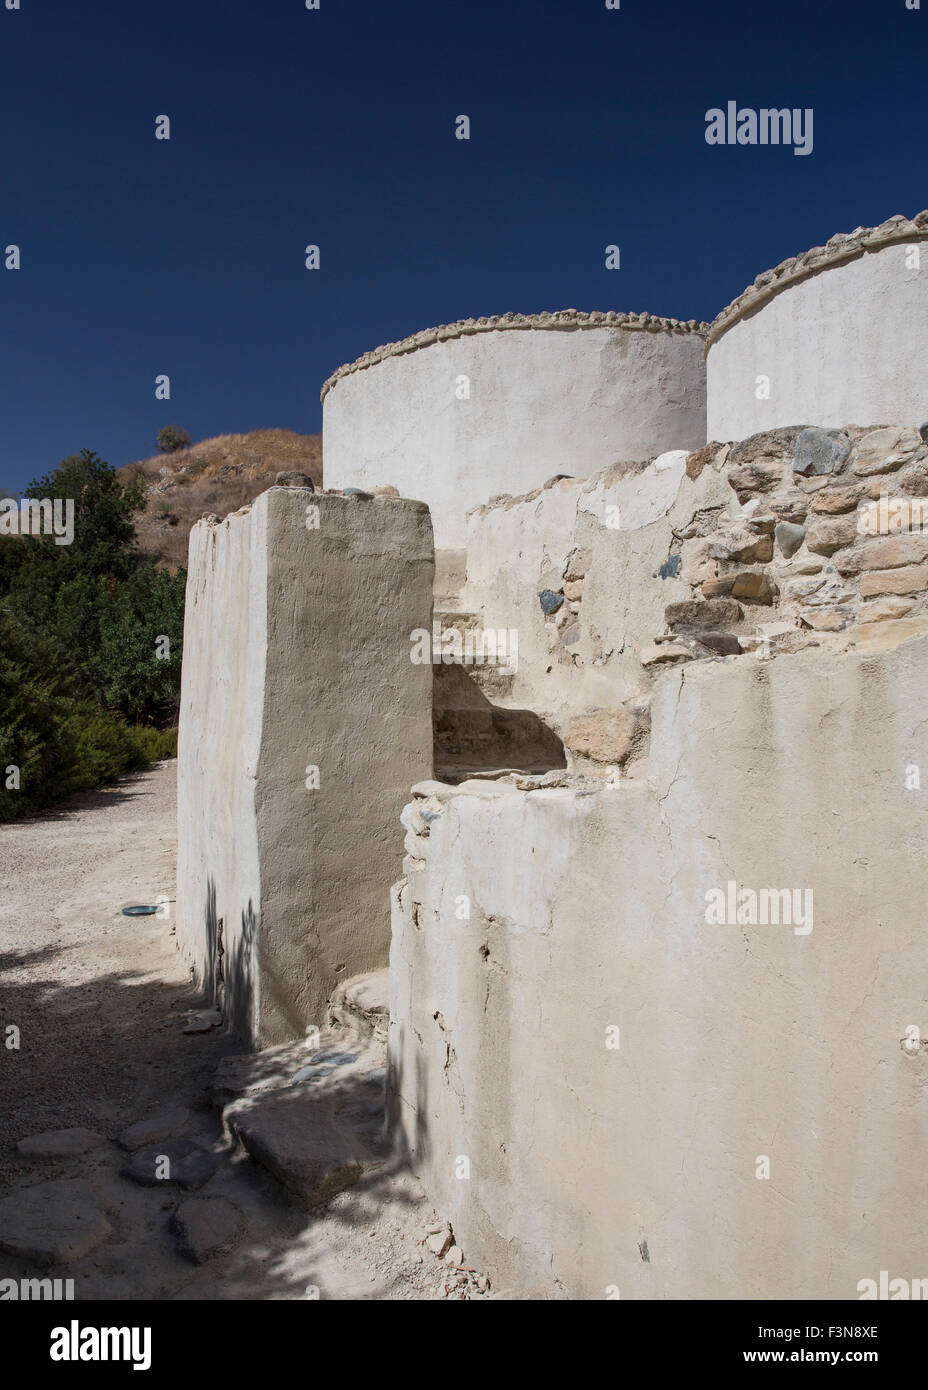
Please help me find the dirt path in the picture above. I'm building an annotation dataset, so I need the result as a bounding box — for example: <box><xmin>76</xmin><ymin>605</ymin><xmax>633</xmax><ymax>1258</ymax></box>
<box><xmin>0</xmin><ymin>762</ymin><xmax>480</xmax><ymax>1300</ymax></box>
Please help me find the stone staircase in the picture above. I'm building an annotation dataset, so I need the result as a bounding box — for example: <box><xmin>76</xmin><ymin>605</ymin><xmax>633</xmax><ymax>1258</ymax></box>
<box><xmin>216</xmin><ymin>969</ymin><xmax>390</xmax><ymax>1209</ymax></box>
<box><xmin>432</xmin><ymin>608</ymin><xmax>516</xmax><ymax>702</ymax></box>
<box><xmin>433</xmin><ymin>660</ymin><xmax>564</xmax><ymax>781</ymax></box>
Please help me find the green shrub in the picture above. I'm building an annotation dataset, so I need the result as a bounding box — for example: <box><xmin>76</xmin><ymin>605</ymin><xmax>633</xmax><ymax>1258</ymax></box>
<box><xmin>125</xmin><ymin>725</ymin><xmax>177</xmax><ymax>765</ymax></box>
<box><xmin>0</xmin><ymin>682</ymin><xmax>178</xmax><ymax>823</ymax></box>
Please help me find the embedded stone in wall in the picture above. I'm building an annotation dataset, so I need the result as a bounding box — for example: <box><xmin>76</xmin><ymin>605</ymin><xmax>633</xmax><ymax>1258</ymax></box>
<box><xmin>729</xmin><ymin>571</ymin><xmax>777</xmax><ymax>604</ymax></box>
<box><xmin>854</xmin><ymin>617</ymin><xmax>928</xmax><ymax>652</ymax></box>
<box><xmin>809</xmin><ymin>484</ymin><xmax>866</xmax><ymax>514</ymax></box>
<box><xmin>851</xmin><ymin>426</ymin><xmax>921</xmax><ymax>476</ymax></box>
<box><xmin>707</xmin><ymin>525</ymin><xmax>774</xmax><ymax>564</ymax></box>
<box><xmin>727</xmin><ymin>460</ymin><xmax>782</xmax><ymax>499</ymax></box>
<box><xmin>563</xmin><ymin>701</ymin><xmax>647</xmax><ymax>770</ymax></box>
<box><xmin>664</xmin><ymin>598</ymin><xmax>743</xmax><ymax>629</ymax></box>
<box><xmin>805</xmin><ymin>515</ymin><xmax>859</xmax><ymax>556</ymax></box>
<box><xmin>859</xmin><ymin>565</ymin><xmax>928</xmax><ymax>597</ymax></box>
<box><xmin>860</xmin><ymin>596</ymin><xmax>915</xmax><ymax>622</ymax></box>
<box><xmin>774</xmin><ymin>522</ymin><xmax>805</xmax><ymax>557</ymax></box>
<box><xmin>794</xmin><ymin>428</ymin><xmax>851</xmax><ymax>477</ymax></box>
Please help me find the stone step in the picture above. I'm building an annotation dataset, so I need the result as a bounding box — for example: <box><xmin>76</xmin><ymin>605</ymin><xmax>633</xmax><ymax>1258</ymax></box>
<box><xmin>223</xmin><ymin>1068</ymin><xmax>389</xmax><ymax>1209</ymax></box>
<box><xmin>219</xmin><ymin>1034</ymin><xmax>388</xmax><ymax>1209</ymax></box>
<box><xmin>433</xmin><ymin>549</ymin><xmax>467</xmax><ymax>612</ymax></box>
<box><xmin>215</xmin><ymin>971</ymin><xmax>389</xmax><ymax>1208</ymax></box>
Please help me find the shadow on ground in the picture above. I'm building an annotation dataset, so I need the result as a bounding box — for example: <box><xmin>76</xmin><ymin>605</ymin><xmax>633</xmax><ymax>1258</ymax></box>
<box><xmin>0</xmin><ymin>944</ymin><xmax>428</xmax><ymax>1300</ymax></box>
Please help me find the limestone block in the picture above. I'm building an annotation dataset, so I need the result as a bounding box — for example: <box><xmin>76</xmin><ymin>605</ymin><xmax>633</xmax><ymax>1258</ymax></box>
<box><xmin>853</xmin><ymin>617</ymin><xmax>928</xmax><ymax>652</ymax></box>
<box><xmin>810</xmin><ymin>483</ymin><xmax>867</xmax><ymax>514</ymax></box>
<box><xmin>859</xmin><ymin>597</ymin><xmax>915</xmax><ymax>622</ymax></box>
<box><xmin>851</xmin><ymin>426</ymin><xmax>921</xmax><ymax>475</ymax></box>
<box><xmin>804</xmin><ymin>515</ymin><xmax>859</xmax><ymax>556</ymax></box>
<box><xmin>859</xmin><ymin>565</ymin><xmax>928</xmax><ymax>596</ymax></box>
<box><xmin>730</xmin><ymin>571</ymin><xmax>777</xmax><ymax>604</ymax></box>
<box><xmin>664</xmin><ymin>598</ymin><xmax>742</xmax><ymax>629</ymax></box>
<box><xmin>726</xmin><ymin>460</ymin><xmax>782</xmax><ymax>499</ymax></box>
<box><xmin>563</xmin><ymin>708</ymin><xmax>638</xmax><ymax>766</ymax></box>
<box><xmin>707</xmin><ymin>527</ymin><xmax>774</xmax><ymax>564</ymax></box>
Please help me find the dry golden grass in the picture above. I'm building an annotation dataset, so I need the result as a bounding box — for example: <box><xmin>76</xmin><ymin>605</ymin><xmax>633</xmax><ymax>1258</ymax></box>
<box><xmin>118</xmin><ymin>429</ymin><xmax>322</xmax><ymax>570</ymax></box>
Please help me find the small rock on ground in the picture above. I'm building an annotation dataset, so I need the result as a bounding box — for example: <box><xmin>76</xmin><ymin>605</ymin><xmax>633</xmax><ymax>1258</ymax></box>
<box><xmin>173</xmin><ymin>1196</ymin><xmax>245</xmax><ymax>1265</ymax></box>
<box><xmin>0</xmin><ymin>1178</ymin><xmax>112</xmax><ymax>1266</ymax></box>
<box><xmin>118</xmin><ymin>1107</ymin><xmax>190</xmax><ymax>1152</ymax></box>
<box><xmin>183</xmin><ymin>1009</ymin><xmax>222</xmax><ymax>1034</ymax></box>
<box><xmin>121</xmin><ymin>1137</ymin><xmax>216</xmax><ymax>1191</ymax></box>
<box><xmin>16</xmin><ymin>1128</ymin><xmax>106</xmax><ymax>1159</ymax></box>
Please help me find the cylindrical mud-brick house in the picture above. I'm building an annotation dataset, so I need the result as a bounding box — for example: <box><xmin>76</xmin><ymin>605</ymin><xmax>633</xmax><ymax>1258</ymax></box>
<box><xmin>322</xmin><ymin>310</ymin><xmax>708</xmax><ymax>551</ymax></box>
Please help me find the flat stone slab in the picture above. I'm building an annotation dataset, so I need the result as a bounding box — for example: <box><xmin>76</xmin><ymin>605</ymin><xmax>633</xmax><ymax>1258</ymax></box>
<box><xmin>290</xmin><ymin>1052</ymin><xmax>359</xmax><ymax>1086</ymax></box>
<box><xmin>183</xmin><ymin>1009</ymin><xmax>223</xmax><ymax>1034</ymax></box>
<box><xmin>121</xmin><ymin>1138</ymin><xmax>216</xmax><ymax>1191</ymax></box>
<box><xmin>16</xmin><ymin>1128</ymin><xmax>106</xmax><ymax>1159</ymax></box>
<box><xmin>118</xmin><ymin>1107</ymin><xmax>189</xmax><ymax>1152</ymax></box>
<box><xmin>0</xmin><ymin>1179</ymin><xmax>112</xmax><ymax>1267</ymax></box>
<box><xmin>173</xmin><ymin>1196</ymin><xmax>244</xmax><ymax>1265</ymax></box>
<box><xmin>224</xmin><ymin>1087</ymin><xmax>385</xmax><ymax>1209</ymax></box>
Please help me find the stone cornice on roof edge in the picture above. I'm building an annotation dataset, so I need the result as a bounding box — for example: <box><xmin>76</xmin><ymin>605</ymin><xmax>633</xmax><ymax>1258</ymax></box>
<box><xmin>320</xmin><ymin>309</ymin><xmax>708</xmax><ymax>402</ymax></box>
<box><xmin>706</xmin><ymin>211</ymin><xmax>928</xmax><ymax>353</ymax></box>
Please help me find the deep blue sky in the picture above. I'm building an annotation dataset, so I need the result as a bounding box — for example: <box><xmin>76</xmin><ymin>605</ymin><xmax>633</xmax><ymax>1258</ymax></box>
<box><xmin>1</xmin><ymin>0</ymin><xmax>924</xmax><ymax>494</ymax></box>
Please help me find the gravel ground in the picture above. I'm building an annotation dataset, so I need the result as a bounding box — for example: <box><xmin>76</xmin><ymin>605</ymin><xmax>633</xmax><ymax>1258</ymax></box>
<box><xmin>0</xmin><ymin>762</ymin><xmax>490</xmax><ymax>1300</ymax></box>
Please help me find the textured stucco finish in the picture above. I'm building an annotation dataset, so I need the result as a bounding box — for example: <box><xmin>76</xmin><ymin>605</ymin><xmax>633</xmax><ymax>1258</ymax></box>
<box><xmin>177</xmin><ymin>488</ymin><xmax>434</xmax><ymax>1048</ymax></box>
<box><xmin>390</xmin><ymin>636</ymin><xmax>928</xmax><ymax>1298</ymax></box>
<box><xmin>707</xmin><ymin>239</ymin><xmax>928</xmax><ymax>440</ymax></box>
<box><xmin>323</xmin><ymin>325</ymin><xmax>707</xmax><ymax>549</ymax></box>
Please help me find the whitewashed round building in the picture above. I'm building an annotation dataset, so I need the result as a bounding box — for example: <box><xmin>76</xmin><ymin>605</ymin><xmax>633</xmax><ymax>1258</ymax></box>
<box><xmin>706</xmin><ymin>211</ymin><xmax>928</xmax><ymax>443</ymax></box>
<box><xmin>321</xmin><ymin>310</ymin><xmax>708</xmax><ymax>550</ymax></box>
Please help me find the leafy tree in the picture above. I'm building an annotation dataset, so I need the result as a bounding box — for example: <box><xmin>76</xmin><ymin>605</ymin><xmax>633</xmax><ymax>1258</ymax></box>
<box><xmin>22</xmin><ymin>448</ymin><xmax>144</xmax><ymax>581</ymax></box>
<box><xmin>97</xmin><ymin>563</ymin><xmax>186</xmax><ymax>723</ymax></box>
<box><xmin>0</xmin><ymin>447</ymin><xmax>186</xmax><ymax>818</ymax></box>
<box><xmin>157</xmin><ymin>424</ymin><xmax>192</xmax><ymax>453</ymax></box>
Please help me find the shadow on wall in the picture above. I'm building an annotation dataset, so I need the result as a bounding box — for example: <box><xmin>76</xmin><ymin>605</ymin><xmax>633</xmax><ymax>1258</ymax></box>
<box><xmin>433</xmin><ymin>664</ymin><xmax>566</xmax><ymax>781</ymax></box>
<box><xmin>385</xmin><ymin>1020</ymin><xmax>430</xmax><ymax>1176</ymax></box>
<box><xmin>203</xmin><ymin>876</ymin><xmax>256</xmax><ymax>1044</ymax></box>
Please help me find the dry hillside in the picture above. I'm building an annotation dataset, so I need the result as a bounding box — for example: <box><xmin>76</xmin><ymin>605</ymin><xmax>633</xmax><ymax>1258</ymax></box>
<box><xmin>118</xmin><ymin>429</ymin><xmax>322</xmax><ymax>570</ymax></box>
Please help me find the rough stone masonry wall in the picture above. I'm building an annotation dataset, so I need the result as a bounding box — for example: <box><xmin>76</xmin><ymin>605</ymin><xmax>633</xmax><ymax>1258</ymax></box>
<box><xmin>657</xmin><ymin>421</ymin><xmax>928</xmax><ymax>662</ymax></box>
<box><xmin>461</xmin><ymin>421</ymin><xmax>928</xmax><ymax>780</ymax></box>
<box><xmin>389</xmin><ymin>632</ymin><xmax>928</xmax><ymax>1299</ymax></box>
<box><xmin>322</xmin><ymin>311</ymin><xmax>707</xmax><ymax>550</ymax></box>
<box><xmin>706</xmin><ymin>211</ymin><xmax>928</xmax><ymax>440</ymax></box>
<box><xmin>177</xmin><ymin>487</ymin><xmax>434</xmax><ymax>1048</ymax></box>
